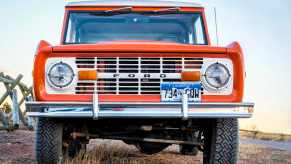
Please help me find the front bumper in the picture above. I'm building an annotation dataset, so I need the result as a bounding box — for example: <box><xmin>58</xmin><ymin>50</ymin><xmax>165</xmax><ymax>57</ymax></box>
<box><xmin>26</xmin><ymin>101</ymin><xmax>254</xmax><ymax>119</ymax></box>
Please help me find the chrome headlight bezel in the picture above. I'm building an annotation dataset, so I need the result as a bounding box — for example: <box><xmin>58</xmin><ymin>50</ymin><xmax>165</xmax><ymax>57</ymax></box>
<box><xmin>201</xmin><ymin>58</ymin><xmax>233</xmax><ymax>95</ymax></box>
<box><xmin>45</xmin><ymin>58</ymin><xmax>77</xmax><ymax>93</ymax></box>
<box><xmin>205</xmin><ymin>63</ymin><xmax>231</xmax><ymax>88</ymax></box>
<box><xmin>47</xmin><ymin>62</ymin><xmax>75</xmax><ymax>88</ymax></box>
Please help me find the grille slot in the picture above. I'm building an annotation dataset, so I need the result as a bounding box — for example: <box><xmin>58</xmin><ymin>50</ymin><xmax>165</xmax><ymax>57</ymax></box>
<box><xmin>97</xmin><ymin>58</ymin><xmax>117</xmax><ymax>73</ymax></box>
<box><xmin>75</xmin><ymin>57</ymin><xmax>203</xmax><ymax>95</ymax></box>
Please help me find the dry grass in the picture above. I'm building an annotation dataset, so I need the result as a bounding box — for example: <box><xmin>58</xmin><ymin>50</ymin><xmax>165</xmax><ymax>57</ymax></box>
<box><xmin>240</xmin><ymin>130</ymin><xmax>291</xmax><ymax>141</ymax></box>
<box><xmin>64</xmin><ymin>139</ymin><xmax>291</xmax><ymax>164</ymax></box>
<box><xmin>64</xmin><ymin>140</ymin><xmax>202</xmax><ymax>164</ymax></box>
<box><xmin>1</xmin><ymin>130</ymin><xmax>291</xmax><ymax>164</ymax></box>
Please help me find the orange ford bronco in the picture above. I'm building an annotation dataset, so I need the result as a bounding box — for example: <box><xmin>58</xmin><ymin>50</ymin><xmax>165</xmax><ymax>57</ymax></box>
<box><xmin>26</xmin><ymin>0</ymin><xmax>254</xmax><ymax>163</ymax></box>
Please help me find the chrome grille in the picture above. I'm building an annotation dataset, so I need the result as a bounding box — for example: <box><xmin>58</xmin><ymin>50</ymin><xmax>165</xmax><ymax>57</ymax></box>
<box><xmin>75</xmin><ymin>57</ymin><xmax>203</xmax><ymax>95</ymax></box>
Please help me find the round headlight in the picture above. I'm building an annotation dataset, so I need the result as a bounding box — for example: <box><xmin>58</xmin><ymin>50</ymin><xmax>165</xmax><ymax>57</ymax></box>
<box><xmin>47</xmin><ymin>62</ymin><xmax>74</xmax><ymax>88</ymax></box>
<box><xmin>204</xmin><ymin>63</ymin><xmax>230</xmax><ymax>89</ymax></box>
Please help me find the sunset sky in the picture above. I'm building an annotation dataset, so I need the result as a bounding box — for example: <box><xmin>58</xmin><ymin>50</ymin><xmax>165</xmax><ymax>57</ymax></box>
<box><xmin>0</xmin><ymin>0</ymin><xmax>290</xmax><ymax>134</ymax></box>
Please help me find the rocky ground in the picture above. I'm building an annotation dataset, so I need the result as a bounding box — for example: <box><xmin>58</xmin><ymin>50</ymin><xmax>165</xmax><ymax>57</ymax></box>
<box><xmin>0</xmin><ymin>130</ymin><xmax>291</xmax><ymax>164</ymax></box>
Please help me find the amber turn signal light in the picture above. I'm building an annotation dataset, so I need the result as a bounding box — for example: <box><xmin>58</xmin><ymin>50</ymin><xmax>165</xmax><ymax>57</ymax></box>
<box><xmin>78</xmin><ymin>70</ymin><xmax>98</xmax><ymax>80</ymax></box>
<box><xmin>181</xmin><ymin>71</ymin><xmax>201</xmax><ymax>81</ymax></box>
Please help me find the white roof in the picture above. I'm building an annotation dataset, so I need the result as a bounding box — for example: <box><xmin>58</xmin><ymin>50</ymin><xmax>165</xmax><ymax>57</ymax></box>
<box><xmin>66</xmin><ymin>0</ymin><xmax>202</xmax><ymax>8</ymax></box>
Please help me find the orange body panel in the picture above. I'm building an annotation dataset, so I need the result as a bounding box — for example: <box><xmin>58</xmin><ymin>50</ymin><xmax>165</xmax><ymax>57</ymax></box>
<box><xmin>33</xmin><ymin>6</ymin><xmax>245</xmax><ymax>103</ymax></box>
<box><xmin>33</xmin><ymin>41</ymin><xmax>245</xmax><ymax>103</ymax></box>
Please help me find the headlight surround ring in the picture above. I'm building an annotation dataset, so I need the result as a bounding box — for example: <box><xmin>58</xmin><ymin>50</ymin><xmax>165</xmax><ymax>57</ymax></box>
<box><xmin>47</xmin><ymin>62</ymin><xmax>75</xmax><ymax>88</ymax></box>
<box><xmin>203</xmin><ymin>62</ymin><xmax>231</xmax><ymax>90</ymax></box>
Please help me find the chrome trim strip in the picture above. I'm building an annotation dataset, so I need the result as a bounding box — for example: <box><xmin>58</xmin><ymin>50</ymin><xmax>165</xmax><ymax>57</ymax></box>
<box><xmin>92</xmin><ymin>83</ymin><xmax>99</xmax><ymax>119</ymax></box>
<box><xmin>181</xmin><ymin>93</ymin><xmax>189</xmax><ymax>120</ymax></box>
<box><xmin>26</xmin><ymin>102</ymin><xmax>254</xmax><ymax>118</ymax></box>
<box><xmin>28</xmin><ymin>111</ymin><xmax>93</xmax><ymax>118</ymax></box>
<box><xmin>26</xmin><ymin>102</ymin><xmax>254</xmax><ymax>108</ymax></box>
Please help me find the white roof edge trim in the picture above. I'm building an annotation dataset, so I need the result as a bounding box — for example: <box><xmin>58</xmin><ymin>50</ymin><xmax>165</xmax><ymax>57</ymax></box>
<box><xmin>66</xmin><ymin>0</ymin><xmax>202</xmax><ymax>8</ymax></box>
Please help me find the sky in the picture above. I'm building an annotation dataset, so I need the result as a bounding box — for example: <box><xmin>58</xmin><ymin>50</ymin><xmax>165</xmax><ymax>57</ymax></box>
<box><xmin>0</xmin><ymin>0</ymin><xmax>290</xmax><ymax>134</ymax></box>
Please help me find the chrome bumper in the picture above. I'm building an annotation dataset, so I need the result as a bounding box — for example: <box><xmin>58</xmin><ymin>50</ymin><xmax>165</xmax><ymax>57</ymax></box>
<box><xmin>26</xmin><ymin>101</ymin><xmax>254</xmax><ymax>119</ymax></box>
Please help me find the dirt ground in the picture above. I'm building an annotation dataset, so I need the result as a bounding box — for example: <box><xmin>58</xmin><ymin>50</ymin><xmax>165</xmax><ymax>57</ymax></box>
<box><xmin>0</xmin><ymin>130</ymin><xmax>291</xmax><ymax>164</ymax></box>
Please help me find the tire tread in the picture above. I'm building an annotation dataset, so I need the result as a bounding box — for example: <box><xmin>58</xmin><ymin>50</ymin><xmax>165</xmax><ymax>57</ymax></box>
<box><xmin>35</xmin><ymin>118</ymin><xmax>62</xmax><ymax>164</ymax></box>
<box><xmin>204</xmin><ymin>118</ymin><xmax>238</xmax><ymax>164</ymax></box>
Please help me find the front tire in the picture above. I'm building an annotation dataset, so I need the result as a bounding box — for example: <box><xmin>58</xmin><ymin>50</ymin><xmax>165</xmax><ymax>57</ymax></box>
<box><xmin>203</xmin><ymin>118</ymin><xmax>239</xmax><ymax>164</ymax></box>
<box><xmin>35</xmin><ymin>118</ymin><xmax>63</xmax><ymax>164</ymax></box>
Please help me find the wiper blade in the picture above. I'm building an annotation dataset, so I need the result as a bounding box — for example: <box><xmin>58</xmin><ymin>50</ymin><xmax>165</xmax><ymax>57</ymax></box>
<box><xmin>154</xmin><ymin>7</ymin><xmax>180</xmax><ymax>13</ymax></box>
<box><xmin>142</xmin><ymin>7</ymin><xmax>181</xmax><ymax>15</ymax></box>
<box><xmin>89</xmin><ymin>7</ymin><xmax>181</xmax><ymax>16</ymax></box>
<box><xmin>90</xmin><ymin>7</ymin><xmax>132</xmax><ymax>16</ymax></box>
<box><xmin>105</xmin><ymin>7</ymin><xmax>132</xmax><ymax>13</ymax></box>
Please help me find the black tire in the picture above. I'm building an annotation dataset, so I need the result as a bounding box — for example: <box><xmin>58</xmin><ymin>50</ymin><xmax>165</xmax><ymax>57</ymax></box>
<box><xmin>136</xmin><ymin>142</ymin><xmax>169</xmax><ymax>155</ymax></box>
<box><xmin>179</xmin><ymin>145</ymin><xmax>199</xmax><ymax>156</ymax></box>
<box><xmin>203</xmin><ymin>118</ymin><xmax>239</xmax><ymax>164</ymax></box>
<box><xmin>35</xmin><ymin>118</ymin><xmax>63</xmax><ymax>164</ymax></box>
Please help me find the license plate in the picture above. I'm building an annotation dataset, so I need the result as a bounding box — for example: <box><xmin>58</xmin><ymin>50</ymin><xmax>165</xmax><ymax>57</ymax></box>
<box><xmin>161</xmin><ymin>82</ymin><xmax>201</xmax><ymax>102</ymax></box>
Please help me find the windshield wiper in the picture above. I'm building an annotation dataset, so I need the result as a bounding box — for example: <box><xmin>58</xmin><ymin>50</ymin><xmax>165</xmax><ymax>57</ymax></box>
<box><xmin>90</xmin><ymin>7</ymin><xmax>132</xmax><ymax>16</ymax></box>
<box><xmin>142</xmin><ymin>7</ymin><xmax>181</xmax><ymax>15</ymax></box>
<box><xmin>105</xmin><ymin>7</ymin><xmax>132</xmax><ymax>13</ymax></box>
<box><xmin>89</xmin><ymin>7</ymin><xmax>181</xmax><ymax>16</ymax></box>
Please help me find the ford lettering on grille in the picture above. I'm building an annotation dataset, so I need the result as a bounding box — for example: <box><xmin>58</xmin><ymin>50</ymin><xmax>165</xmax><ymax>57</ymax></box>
<box><xmin>75</xmin><ymin>57</ymin><xmax>203</xmax><ymax>95</ymax></box>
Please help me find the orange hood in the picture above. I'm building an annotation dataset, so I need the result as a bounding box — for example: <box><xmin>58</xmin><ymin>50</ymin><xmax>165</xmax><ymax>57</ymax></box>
<box><xmin>52</xmin><ymin>41</ymin><xmax>227</xmax><ymax>54</ymax></box>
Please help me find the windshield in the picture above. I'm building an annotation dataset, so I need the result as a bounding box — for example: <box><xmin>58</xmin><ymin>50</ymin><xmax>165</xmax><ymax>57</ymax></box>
<box><xmin>64</xmin><ymin>12</ymin><xmax>207</xmax><ymax>45</ymax></box>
